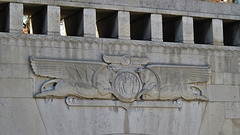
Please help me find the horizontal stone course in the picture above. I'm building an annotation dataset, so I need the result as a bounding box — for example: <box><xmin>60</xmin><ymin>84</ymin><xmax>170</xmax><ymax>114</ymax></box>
<box><xmin>211</xmin><ymin>72</ymin><xmax>224</xmax><ymax>85</ymax></box>
<box><xmin>0</xmin><ymin>78</ymin><xmax>33</xmax><ymax>97</ymax></box>
<box><xmin>208</xmin><ymin>85</ymin><xmax>240</xmax><ymax>101</ymax></box>
<box><xmin>0</xmin><ymin>64</ymin><xmax>13</xmax><ymax>77</ymax></box>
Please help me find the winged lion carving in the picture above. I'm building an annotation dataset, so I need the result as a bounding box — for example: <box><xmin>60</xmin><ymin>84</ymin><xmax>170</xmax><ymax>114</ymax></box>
<box><xmin>31</xmin><ymin>55</ymin><xmax>210</xmax><ymax>103</ymax></box>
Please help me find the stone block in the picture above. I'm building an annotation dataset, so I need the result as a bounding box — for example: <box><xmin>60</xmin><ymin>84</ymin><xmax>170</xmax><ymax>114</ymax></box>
<box><xmin>151</xmin><ymin>14</ymin><xmax>163</xmax><ymax>41</ymax></box>
<box><xmin>148</xmin><ymin>53</ymin><xmax>170</xmax><ymax>63</ymax></box>
<box><xmin>124</xmin><ymin>6</ymin><xmax>156</xmax><ymax>14</ymax></box>
<box><xmin>155</xmin><ymin>0</ymin><xmax>175</xmax><ymax>10</ymax></box>
<box><xmin>11</xmin><ymin>46</ymin><xmax>29</xmax><ymax>64</ymax></box>
<box><xmin>124</xmin><ymin>0</ymin><xmax>140</xmax><ymax>7</ymax></box>
<box><xmin>118</xmin><ymin>11</ymin><xmax>130</xmax><ymax>40</ymax></box>
<box><xmin>128</xmin><ymin>101</ymin><xmax>206</xmax><ymax>135</ymax></box>
<box><xmin>211</xmin><ymin>72</ymin><xmax>224</xmax><ymax>85</ymax></box>
<box><xmin>225</xmin><ymin>102</ymin><xmax>240</xmax><ymax>119</ymax></box>
<box><xmin>224</xmin><ymin>73</ymin><xmax>240</xmax><ymax>85</ymax></box>
<box><xmin>0</xmin><ymin>64</ymin><xmax>12</xmax><ymax>77</ymax></box>
<box><xmin>220</xmin><ymin>119</ymin><xmax>233</xmax><ymax>135</ymax></box>
<box><xmin>231</xmin><ymin>3</ymin><xmax>240</xmax><ymax>16</ymax></box>
<box><xmin>17</xmin><ymin>0</ymin><xmax>54</xmax><ymax>4</ymax></box>
<box><xmin>0</xmin><ymin>45</ymin><xmax>12</xmax><ymax>63</ymax></box>
<box><xmin>217</xmin><ymin>2</ymin><xmax>232</xmax><ymax>15</ymax></box>
<box><xmin>174</xmin><ymin>0</ymin><xmax>186</xmax><ymax>11</ymax></box>
<box><xmin>13</xmin><ymin>64</ymin><xmax>29</xmax><ymax>78</ymax></box>
<box><xmin>182</xmin><ymin>16</ymin><xmax>194</xmax><ymax>43</ymax></box>
<box><xmin>9</xmin><ymin>3</ymin><xmax>23</xmax><ymax>33</ymax></box>
<box><xmin>198</xmin><ymin>1</ymin><xmax>218</xmax><ymax>14</ymax></box>
<box><xmin>83</xmin><ymin>8</ymin><xmax>96</xmax><ymax>37</ymax></box>
<box><xmin>38</xmin><ymin>47</ymin><xmax>103</xmax><ymax>61</ymax></box>
<box><xmin>229</xmin><ymin>57</ymin><xmax>240</xmax><ymax>73</ymax></box>
<box><xmin>47</xmin><ymin>6</ymin><xmax>60</xmax><ymax>35</ymax></box>
<box><xmin>184</xmin><ymin>0</ymin><xmax>199</xmax><ymax>12</ymax></box>
<box><xmin>0</xmin><ymin>98</ymin><xmax>12</xmax><ymax>118</ymax></box>
<box><xmin>232</xmin><ymin>119</ymin><xmax>240</xmax><ymax>135</ymax></box>
<box><xmin>199</xmin><ymin>102</ymin><xmax>225</xmax><ymax>135</ymax></box>
<box><xmin>138</xmin><ymin>0</ymin><xmax>156</xmax><ymax>8</ymax></box>
<box><xmin>0</xmin><ymin>78</ymin><xmax>33</xmax><ymax>97</ymax></box>
<box><xmin>177</xmin><ymin>54</ymin><xmax>209</xmax><ymax>65</ymax></box>
<box><xmin>212</xmin><ymin>19</ymin><xmax>224</xmax><ymax>45</ymax></box>
<box><xmin>0</xmin><ymin>98</ymin><xmax>47</xmax><ymax>135</ymax></box>
<box><xmin>208</xmin><ymin>85</ymin><xmax>240</xmax><ymax>101</ymax></box>
<box><xmin>0</xmin><ymin>46</ymin><xmax>29</xmax><ymax>64</ymax></box>
<box><xmin>211</xmin><ymin>56</ymin><xmax>239</xmax><ymax>73</ymax></box>
<box><xmin>36</xmin><ymin>99</ymin><xmax>125</xmax><ymax>135</ymax></box>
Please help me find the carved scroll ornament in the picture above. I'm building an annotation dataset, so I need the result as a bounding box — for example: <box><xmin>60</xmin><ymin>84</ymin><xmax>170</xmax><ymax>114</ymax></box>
<box><xmin>31</xmin><ymin>55</ymin><xmax>210</xmax><ymax>103</ymax></box>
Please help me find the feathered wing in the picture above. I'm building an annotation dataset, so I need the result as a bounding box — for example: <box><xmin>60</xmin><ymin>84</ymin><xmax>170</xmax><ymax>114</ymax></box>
<box><xmin>30</xmin><ymin>57</ymin><xmax>107</xmax><ymax>87</ymax></box>
<box><xmin>145</xmin><ymin>64</ymin><xmax>210</xmax><ymax>101</ymax></box>
<box><xmin>146</xmin><ymin>64</ymin><xmax>210</xmax><ymax>87</ymax></box>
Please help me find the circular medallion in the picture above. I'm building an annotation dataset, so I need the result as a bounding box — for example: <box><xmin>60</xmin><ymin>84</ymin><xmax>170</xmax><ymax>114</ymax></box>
<box><xmin>113</xmin><ymin>70</ymin><xmax>142</xmax><ymax>102</ymax></box>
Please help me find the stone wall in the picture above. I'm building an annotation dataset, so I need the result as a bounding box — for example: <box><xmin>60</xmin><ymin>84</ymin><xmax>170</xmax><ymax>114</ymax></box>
<box><xmin>0</xmin><ymin>0</ymin><xmax>240</xmax><ymax>135</ymax></box>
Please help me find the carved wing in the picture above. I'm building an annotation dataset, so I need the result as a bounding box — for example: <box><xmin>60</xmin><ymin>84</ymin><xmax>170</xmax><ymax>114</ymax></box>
<box><xmin>30</xmin><ymin>57</ymin><xmax>107</xmax><ymax>87</ymax></box>
<box><xmin>146</xmin><ymin>64</ymin><xmax>210</xmax><ymax>88</ymax></box>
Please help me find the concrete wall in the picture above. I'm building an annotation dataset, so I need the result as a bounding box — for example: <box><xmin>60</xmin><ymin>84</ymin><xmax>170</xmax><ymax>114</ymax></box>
<box><xmin>0</xmin><ymin>0</ymin><xmax>240</xmax><ymax>135</ymax></box>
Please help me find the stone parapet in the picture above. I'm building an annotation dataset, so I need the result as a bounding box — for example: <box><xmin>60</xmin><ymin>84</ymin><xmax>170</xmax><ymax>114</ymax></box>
<box><xmin>0</xmin><ymin>1</ymin><xmax>240</xmax><ymax>46</ymax></box>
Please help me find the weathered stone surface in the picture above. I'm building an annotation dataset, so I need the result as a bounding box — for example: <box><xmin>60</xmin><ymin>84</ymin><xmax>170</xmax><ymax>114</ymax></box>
<box><xmin>12</xmin><ymin>64</ymin><xmax>29</xmax><ymax>78</ymax></box>
<box><xmin>47</xmin><ymin>6</ymin><xmax>60</xmax><ymax>35</ymax></box>
<box><xmin>151</xmin><ymin>14</ymin><xmax>163</xmax><ymax>41</ymax></box>
<box><xmin>83</xmin><ymin>8</ymin><xmax>96</xmax><ymax>37</ymax></box>
<box><xmin>182</xmin><ymin>16</ymin><xmax>194</xmax><ymax>43</ymax></box>
<box><xmin>0</xmin><ymin>78</ymin><xmax>33</xmax><ymax>97</ymax></box>
<box><xmin>199</xmin><ymin>102</ymin><xmax>225</xmax><ymax>135</ymax></box>
<box><xmin>128</xmin><ymin>101</ymin><xmax>206</xmax><ymax>135</ymax></box>
<box><xmin>0</xmin><ymin>64</ymin><xmax>13</xmax><ymax>77</ymax></box>
<box><xmin>0</xmin><ymin>45</ymin><xmax>29</xmax><ymax>64</ymax></box>
<box><xmin>223</xmin><ymin>73</ymin><xmax>240</xmax><ymax>85</ymax></box>
<box><xmin>232</xmin><ymin>119</ymin><xmax>240</xmax><ymax>135</ymax></box>
<box><xmin>0</xmin><ymin>98</ymin><xmax>46</xmax><ymax>135</ymax></box>
<box><xmin>36</xmin><ymin>99</ymin><xmax>126</xmax><ymax>135</ymax></box>
<box><xmin>9</xmin><ymin>3</ymin><xmax>23</xmax><ymax>33</ymax></box>
<box><xmin>220</xmin><ymin>119</ymin><xmax>233</xmax><ymax>135</ymax></box>
<box><xmin>226</xmin><ymin>102</ymin><xmax>240</xmax><ymax>119</ymax></box>
<box><xmin>212</xmin><ymin>19</ymin><xmax>224</xmax><ymax>45</ymax></box>
<box><xmin>211</xmin><ymin>56</ymin><xmax>239</xmax><ymax>73</ymax></box>
<box><xmin>208</xmin><ymin>85</ymin><xmax>240</xmax><ymax>101</ymax></box>
<box><xmin>211</xmin><ymin>72</ymin><xmax>224</xmax><ymax>85</ymax></box>
<box><xmin>118</xmin><ymin>11</ymin><xmax>130</xmax><ymax>39</ymax></box>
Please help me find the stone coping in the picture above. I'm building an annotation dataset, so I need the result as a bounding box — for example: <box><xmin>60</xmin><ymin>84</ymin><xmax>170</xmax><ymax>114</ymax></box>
<box><xmin>0</xmin><ymin>33</ymin><xmax>240</xmax><ymax>52</ymax></box>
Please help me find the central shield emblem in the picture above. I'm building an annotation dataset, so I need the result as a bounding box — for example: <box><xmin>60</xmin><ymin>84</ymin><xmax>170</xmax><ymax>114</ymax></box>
<box><xmin>113</xmin><ymin>70</ymin><xmax>142</xmax><ymax>102</ymax></box>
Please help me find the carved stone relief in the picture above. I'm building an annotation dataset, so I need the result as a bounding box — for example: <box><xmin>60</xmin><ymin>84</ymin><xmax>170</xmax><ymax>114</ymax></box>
<box><xmin>31</xmin><ymin>54</ymin><xmax>210</xmax><ymax>103</ymax></box>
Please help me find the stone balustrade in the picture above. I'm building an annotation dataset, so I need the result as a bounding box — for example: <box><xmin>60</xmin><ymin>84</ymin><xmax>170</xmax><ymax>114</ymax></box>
<box><xmin>0</xmin><ymin>0</ymin><xmax>240</xmax><ymax>46</ymax></box>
